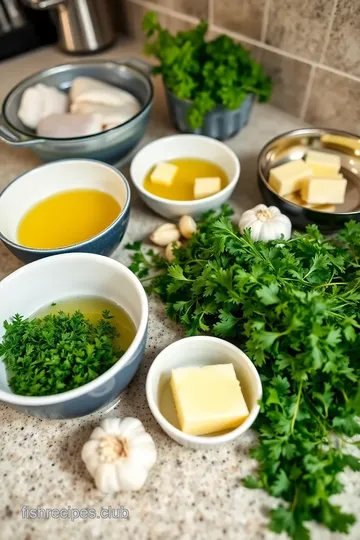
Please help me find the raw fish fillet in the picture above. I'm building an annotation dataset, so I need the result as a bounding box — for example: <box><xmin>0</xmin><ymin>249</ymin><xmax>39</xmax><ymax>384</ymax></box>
<box><xmin>71</xmin><ymin>100</ymin><xmax>140</xmax><ymax>128</ymax></box>
<box><xmin>36</xmin><ymin>113</ymin><xmax>102</xmax><ymax>138</ymax></box>
<box><xmin>18</xmin><ymin>84</ymin><xmax>68</xmax><ymax>130</ymax></box>
<box><xmin>70</xmin><ymin>77</ymin><xmax>138</xmax><ymax>108</ymax></box>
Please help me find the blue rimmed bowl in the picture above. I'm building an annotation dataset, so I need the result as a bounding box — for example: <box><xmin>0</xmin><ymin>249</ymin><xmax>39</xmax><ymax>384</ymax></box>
<box><xmin>0</xmin><ymin>159</ymin><xmax>131</xmax><ymax>263</ymax></box>
<box><xmin>0</xmin><ymin>253</ymin><xmax>148</xmax><ymax>419</ymax></box>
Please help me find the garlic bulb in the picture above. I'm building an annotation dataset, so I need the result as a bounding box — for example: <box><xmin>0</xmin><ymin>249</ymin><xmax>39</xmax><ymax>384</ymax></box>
<box><xmin>239</xmin><ymin>204</ymin><xmax>292</xmax><ymax>242</ymax></box>
<box><xmin>81</xmin><ymin>417</ymin><xmax>157</xmax><ymax>493</ymax></box>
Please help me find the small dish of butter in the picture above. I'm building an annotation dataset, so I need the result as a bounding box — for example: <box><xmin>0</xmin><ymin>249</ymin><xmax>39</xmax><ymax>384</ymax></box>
<box><xmin>146</xmin><ymin>336</ymin><xmax>262</xmax><ymax>448</ymax></box>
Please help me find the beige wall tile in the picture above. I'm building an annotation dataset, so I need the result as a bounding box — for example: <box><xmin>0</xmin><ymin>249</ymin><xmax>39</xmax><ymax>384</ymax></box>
<box><xmin>323</xmin><ymin>1</ymin><xmax>360</xmax><ymax>78</ymax></box>
<box><xmin>265</xmin><ymin>0</ymin><xmax>334</xmax><ymax>62</ymax></box>
<box><xmin>118</xmin><ymin>1</ymin><xmax>194</xmax><ymax>41</ymax></box>
<box><xmin>147</xmin><ymin>0</ymin><xmax>208</xmax><ymax>19</ymax></box>
<box><xmin>259</xmin><ymin>49</ymin><xmax>311</xmax><ymax>117</ymax></box>
<box><xmin>213</xmin><ymin>0</ymin><xmax>267</xmax><ymax>40</ymax></box>
<box><xmin>304</xmin><ymin>69</ymin><xmax>360</xmax><ymax>133</ymax></box>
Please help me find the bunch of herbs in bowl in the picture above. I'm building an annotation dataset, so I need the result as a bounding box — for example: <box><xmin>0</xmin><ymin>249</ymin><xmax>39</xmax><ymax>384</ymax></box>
<box><xmin>142</xmin><ymin>12</ymin><xmax>272</xmax><ymax>140</ymax></box>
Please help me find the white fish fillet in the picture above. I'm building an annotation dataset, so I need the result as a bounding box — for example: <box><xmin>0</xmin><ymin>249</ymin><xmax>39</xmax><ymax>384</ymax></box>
<box><xmin>18</xmin><ymin>84</ymin><xmax>68</xmax><ymax>130</ymax></box>
<box><xmin>71</xmin><ymin>100</ymin><xmax>140</xmax><ymax>128</ymax></box>
<box><xmin>70</xmin><ymin>77</ymin><xmax>139</xmax><ymax>108</ymax></box>
<box><xmin>36</xmin><ymin>113</ymin><xmax>103</xmax><ymax>138</ymax></box>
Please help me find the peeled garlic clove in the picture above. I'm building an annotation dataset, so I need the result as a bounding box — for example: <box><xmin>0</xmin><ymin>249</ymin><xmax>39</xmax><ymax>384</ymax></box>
<box><xmin>150</xmin><ymin>223</ymin><xmax>180</xmax><ymax>247</ymax></box>
<box><xmin>179</xmin><ymin>215</ymin><xmax>197</xmax><ymax>239</ymax></box>
<box><xmin>165</xmin><ymin>240</ymin><xmax>182</xmax><ymax>263</ymax></box>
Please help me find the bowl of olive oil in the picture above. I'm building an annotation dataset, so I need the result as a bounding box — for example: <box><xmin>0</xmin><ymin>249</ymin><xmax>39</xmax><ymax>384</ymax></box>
<box><xmin>0</xmin><ymin>159</ymin><xmax>130</xmax><ymax>263</ymax></box>
<box><xmin>130</xmin><ymin>134</ymin><xmax>240</xmax><ymax>219</ymax></box>
<box><xmin>0</xmin><ymin>253</ymin><xmax>148</xmax><ymax>418</ymax></box>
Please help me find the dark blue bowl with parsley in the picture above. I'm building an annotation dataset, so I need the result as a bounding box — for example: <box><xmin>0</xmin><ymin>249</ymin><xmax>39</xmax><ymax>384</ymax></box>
<box><xmin>0</xmin><ymin>253</ymin><xmax>148</xmax><ymax>419</ymax></box>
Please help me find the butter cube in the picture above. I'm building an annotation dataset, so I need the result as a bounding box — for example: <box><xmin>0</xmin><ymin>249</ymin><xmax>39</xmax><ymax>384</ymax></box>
<box><xmin>301</xmin><ymin>177</ymin><xmax>347</xmax><ymax>205</ymax></box>
<box><xmin>284</xmin><ymin>192</ymin><xmax>335</xmax><ymax>212</ymax></box>
<box><xmin>269</xmin><ymin>160</ymin><xmax>312</xmax><ymax>196</ymax></box>
<box><xmin>194</xmin><ymin>177</ymin><xmax>221</xmax><ymax>200</ymax></box>
<box><xmin>312</xmin><ymin>173</ymin><xmax>343</xmax><ymax>180</ymax></box>
<box><xmin>150</xmin><ymin>162</ymin><xmax>178</xmax><ymax>187</ymax></box>
<box><xmin>305</xmin><ymin>150</ymin><xmax>341</xmax><ymax>176</ymax></box>
<box><xmin>170</xmin><ymin>364</ymin><xmax>249</xmax><ymax>436</ymax></box>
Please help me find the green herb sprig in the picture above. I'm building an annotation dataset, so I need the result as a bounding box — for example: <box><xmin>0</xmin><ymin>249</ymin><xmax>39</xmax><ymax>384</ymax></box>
<box><xmin>0</xmin><ymin>310</ymin><xmax>123</xmax><ymax>396</ymax></box>
<box><xmin>142</xmin><ymin>12</ymin><xmax>272</xmax><ymax>129</ymax></box>
<box><xmin>127</xmin><ymin>206</ymin><xmax>360</xmax><ymax>539</ymax></box>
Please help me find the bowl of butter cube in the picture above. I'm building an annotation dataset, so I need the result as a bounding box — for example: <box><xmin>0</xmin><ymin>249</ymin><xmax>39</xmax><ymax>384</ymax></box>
<box><xmin>130</xmin><ymin>134</ymin><xmax>240</xmax><ymax>219</ymax></box>
<box><xmin>146</xmin><ymin>336</ymin><xmax>262</xmax><ymax>449</ymax></box>
<box><xmin>258</xmin><ymin>128</ymin><xmax>360</xmax><ymax>232</ymax></box>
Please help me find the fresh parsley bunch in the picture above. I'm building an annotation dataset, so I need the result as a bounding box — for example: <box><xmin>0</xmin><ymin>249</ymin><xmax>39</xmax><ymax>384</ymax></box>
<box><xmin>128</xmin><ymin>206</ymin><xmax>360</xmax><ymax>540</ymax></box>
<box><xmin>142</xmin><ymin>12</ymin><xmax>272</xmax><ymax>129</ymax></box>
<box><xmin>0</xmin><ymin>310</ymin><xmax>123</xmax><ymax>396</ymax></box>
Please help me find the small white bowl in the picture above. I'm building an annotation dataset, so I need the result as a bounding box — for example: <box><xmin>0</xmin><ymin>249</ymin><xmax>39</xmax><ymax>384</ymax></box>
<box><xmin>130</xmin><ymin>134</ymin><xmax>240</xmax><ymax>219</ymax></box>
<box><xmin>146</xmin><ymin>336</ymin><xmax>262</xmax><ymax>449</ymax></box>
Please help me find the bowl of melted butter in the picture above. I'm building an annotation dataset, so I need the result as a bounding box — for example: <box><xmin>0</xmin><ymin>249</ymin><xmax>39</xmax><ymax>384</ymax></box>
<box><xmin>0</xmin><ymin>159</ymin><xmax>130</xmax><ymax>263</ymax></box>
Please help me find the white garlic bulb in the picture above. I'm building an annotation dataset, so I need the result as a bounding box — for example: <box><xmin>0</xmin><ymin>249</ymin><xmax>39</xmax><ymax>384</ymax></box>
<box><xmin>239</xmin><ymin>204</ymin><xmax>292</xmax><ymax>242</ymax></box>
<box><xmin>81</xmin><ymin>417</ymin><xmax>157</xmax><ymax>493</ymax></box>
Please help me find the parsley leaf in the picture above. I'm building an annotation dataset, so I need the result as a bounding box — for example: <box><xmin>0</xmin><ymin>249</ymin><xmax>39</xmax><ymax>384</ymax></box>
<box><xmin>128</xmin><ymin>205</ymin><xmax>360</xmax><ymax>539</ymax></box>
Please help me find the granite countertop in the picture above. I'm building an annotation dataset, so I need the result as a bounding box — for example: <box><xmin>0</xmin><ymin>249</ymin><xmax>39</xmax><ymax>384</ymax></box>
<box><xmin>0</xmin><ymin>40</ymin><xmax>359</xmax><ymax>540</ymax></box>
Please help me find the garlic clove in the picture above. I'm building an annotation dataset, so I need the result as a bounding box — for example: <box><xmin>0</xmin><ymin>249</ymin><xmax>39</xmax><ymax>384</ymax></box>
<box><xmin>165</xmin><ymin>240</ymin><xmax>182</xmax><ymax>263</ymax></box>
<box><xmin>150</xmin><ymin>223</ymin><xmax>180</xmax><ymax>246</ymax></box>
<box><xmin>179</xmin><ymin>215</ymin><xmax>197</xmax><ymax>239</ymax></box>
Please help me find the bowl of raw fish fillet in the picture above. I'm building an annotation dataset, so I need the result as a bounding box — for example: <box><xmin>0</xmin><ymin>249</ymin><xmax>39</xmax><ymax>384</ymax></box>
<box><xmin>0</xmin><ymin>60</ymin><xmax>153</xmax><ymax>164</ymax></box>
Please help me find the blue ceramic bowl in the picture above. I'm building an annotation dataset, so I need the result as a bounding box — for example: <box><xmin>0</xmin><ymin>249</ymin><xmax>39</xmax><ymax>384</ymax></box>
<box><xmin>0</xmin><ymin>159</ymin><xmax>130</xmax><ymax>263</ymax></box>
<box><xmin>0</xmin><ymin>253</ymin><xmax>148</xmax><ymax>418</ymax></box>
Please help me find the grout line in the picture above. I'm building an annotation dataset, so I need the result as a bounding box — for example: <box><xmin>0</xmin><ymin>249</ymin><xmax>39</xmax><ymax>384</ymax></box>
<box><xmin>261</xmin><ymin>0</ymin><xmax>271</xmax><ymax>43</ymax></box>
<box><xmin>300</xmin><ymin>65</ymin><xmax>316</xmax><ymax>121</ymax></box>
<box><xmin>128</xmin><ymin>0</ymin><xmax>200</xmax><ymax>25</ymax></box>
<box><xmin>208</xmin><ymin>0</ymin><xmax>214</xmax><ymax>24</ymax></box>
<box><xmin>211</xmin><ymin>23</ymin><xmax>360</xmax><ymax>84</ymax></box>
<box><xmin>319</xmin><ymin>0</ymin><xmax>338</xmax><ymax>65</ymax></box>
<box><xmin>127</xmin><ymin>0</ymin><xmax>360</xmax><ymax>86</ymax></box>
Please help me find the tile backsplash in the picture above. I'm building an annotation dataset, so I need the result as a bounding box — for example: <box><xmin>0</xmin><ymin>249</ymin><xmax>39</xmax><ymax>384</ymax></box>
<box><xmin>117</xmin><ymin>0</ymin><xmax>360</xmax><ymax>133</ymax></box>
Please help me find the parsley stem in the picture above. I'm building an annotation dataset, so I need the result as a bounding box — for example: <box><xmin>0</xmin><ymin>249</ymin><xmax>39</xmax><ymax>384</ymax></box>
<box><xmin>290</xmin><ymin>382</ymin><xmax>303</xmax><ymax>436</ymax></box>
<box><xmin>140</xmin><ymin>272</ymin><xmax>165</xmax><ymax>283</ymax></box>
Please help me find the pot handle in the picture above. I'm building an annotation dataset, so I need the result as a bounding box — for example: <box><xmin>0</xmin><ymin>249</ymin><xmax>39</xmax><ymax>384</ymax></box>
<box><xmin>0</xmin><ymin>115</ymin><xmax>45</xmax><ymax>147</ymax></box>
<box><xmin>121</xmin><ymin>57</ymin><xmax>153</xmax><ymax>76</ymax></box>
<box><xmin>22</xmin><ymin>0</ymin><xmax>65</xmax><ymax>9</ymax></box>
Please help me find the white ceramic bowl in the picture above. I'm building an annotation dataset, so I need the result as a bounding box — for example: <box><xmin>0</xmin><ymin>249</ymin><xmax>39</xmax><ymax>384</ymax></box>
<box><xmin>0</xmin><ymin>159</ymin><xmax>131</xmax><ymax>264</ymax></box>
<box><xmin>146</xmin><ymin>336</ymin><xmax>262</xmax><ymax>449</ymax></box>
<box><xmin>0</xmin><ymin>253</ymin><xmax>148</xmax><ymax>419</ymax></box>
<box><xmin>130</xmin><ymin>135</ymin><xmax>240</xmax><ymax>219</ymax></box>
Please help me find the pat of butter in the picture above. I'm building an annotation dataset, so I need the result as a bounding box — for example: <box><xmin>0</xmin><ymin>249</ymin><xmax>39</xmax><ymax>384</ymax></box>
<box><xmin>305</xmin><ymin>150</ymin><xmax>341</xmax><ymax>176</ymax></box>
<box><xmin>301</xmin><ymin>177</ymin><xmax>347</xmax><ymax>205</ymax></box>
<box><xmin>150</xmin><ymin>162</ymin><xmax>178</xmax><ymax>187</ymax></box>
<box><xmin>311</xmin><ymin>172</ymin><xmax>343</xmax><ymax>180</ymax></box>
<box><xmin>170</xmin><ymin>364</ymin><xmax>249</xmax><ymax>436</ymax></box>
<box><xmin>284</xmin><ymin>192</ymin><xmax>335</xmax><ymax>212</ymax></box>
<box><xmin>269</xmin><ymin>160</ymin><xmax>312</xmax><ymax>196</ymax></box>
<box><xmin>194</xmin><ymin>177</ymin><xmax>221</xmax><ymax>200</ymax></box>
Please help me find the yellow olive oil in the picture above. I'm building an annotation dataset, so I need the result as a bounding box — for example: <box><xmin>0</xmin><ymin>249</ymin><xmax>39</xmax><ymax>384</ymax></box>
<box><xmin>143</xmin><ymin>158</ymin><xmax>228</xmax><ymax>201</ymax></box>
<box><xmin>34</xmin><ymin>297</ymin><xmax>135</xmax><ymax>351</ymax></box>
<box><xmin>17</xmin><ymin>189</ymin><xmax>121</xmax><ymax>249</ymax></box>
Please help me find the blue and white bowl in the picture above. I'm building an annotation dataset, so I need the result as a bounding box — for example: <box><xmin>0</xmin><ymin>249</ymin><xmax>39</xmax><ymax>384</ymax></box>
<box><xmin>0</xmin><ymin>159</ymin><xmax>130</xmax><ymax>263</ymax></box>
<box><xmin>0</xmin><ymin>253</ymin><xmax>148</xmax><ymax>419</ymax></box>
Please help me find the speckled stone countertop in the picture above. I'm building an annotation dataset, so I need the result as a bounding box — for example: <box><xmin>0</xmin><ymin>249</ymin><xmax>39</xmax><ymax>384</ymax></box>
<box><xmin>0</xmin><ymin>40</ymin><xmax>359</xmax><ymax>540</ymax></box>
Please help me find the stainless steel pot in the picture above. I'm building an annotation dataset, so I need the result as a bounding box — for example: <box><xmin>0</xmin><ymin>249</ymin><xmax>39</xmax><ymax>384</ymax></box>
<box><xmin>0</xmin><ymin>59</ymin><xmax>154</xmax><ymax>164</ymax></box>
<box><xmin>23</xmin><ymin>0</ymin><xmax>116</xmax><ymax>54</ymax></box>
